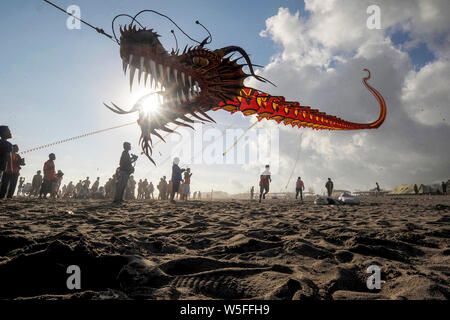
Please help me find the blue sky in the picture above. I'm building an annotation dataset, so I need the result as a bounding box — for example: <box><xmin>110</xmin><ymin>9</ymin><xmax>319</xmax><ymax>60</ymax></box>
<box><xmin>1</xmin><ymin>0</ymin><xmax>446</xmax><ymax>194</ymax></box>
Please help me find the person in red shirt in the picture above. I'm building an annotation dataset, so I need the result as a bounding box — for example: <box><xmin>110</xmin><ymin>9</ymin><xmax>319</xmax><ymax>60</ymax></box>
<box><xmin>39</xmin><ymin>153</ymin><xmax>56</xmax><ymax>199</ymax></box>
<box><xmin>259</xmin><ymin>165</ymin><xmax>271</xmax><ymax>203</ymax></box>
<box><xmin>0</xmin><ymin>144</ymin><xmax>24</xmax><ymax>199</ymax></box>
<box><xmin>296</xmin><ymin>177</ymin><xmax>305</xmax><ymax>203</ymax></box>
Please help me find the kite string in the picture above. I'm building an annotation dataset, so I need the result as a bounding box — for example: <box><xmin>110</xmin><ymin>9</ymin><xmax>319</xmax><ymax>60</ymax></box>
<box><xmin>19</xmin><ymin>122</ymin><xmax>135</xmax><ymax>155</ymax></box>
<box><xmin>284</xmin><ymin>133</ymin><xmax>302</xmax><ymax>190</ymax></box>
<box><xmin>43</xmin><ymin>0</ymin><xmax>115</xmax><ymax>42</ymax></box>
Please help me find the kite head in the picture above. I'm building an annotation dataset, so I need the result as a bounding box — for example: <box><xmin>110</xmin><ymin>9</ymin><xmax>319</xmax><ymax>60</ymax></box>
<box><xmin>106</xmin><ymin>20</ymin><xmax>272</xmax><ymax>165</ymax></box>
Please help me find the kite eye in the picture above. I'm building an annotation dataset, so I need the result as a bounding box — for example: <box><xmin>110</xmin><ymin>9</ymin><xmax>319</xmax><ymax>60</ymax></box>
<box><xmin>193</xmin><ymin>56</ymin><xmax>209</xmax><ymax>67</ymax></box>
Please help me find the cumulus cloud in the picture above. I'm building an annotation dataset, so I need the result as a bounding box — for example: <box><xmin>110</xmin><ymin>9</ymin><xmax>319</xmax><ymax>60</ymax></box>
<box><xmin>246</xmin><ymin>1</ymin><xmax>450</xmax><ymax>193</ymax></box>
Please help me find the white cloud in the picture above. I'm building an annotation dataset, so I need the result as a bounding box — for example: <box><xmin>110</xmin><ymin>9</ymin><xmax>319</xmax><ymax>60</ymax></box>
<box><xmin>245</xmin><ymin>1</ymin><xmax>450</xmax><ymax>193</ymax></box>
<box><xmin>402</xmin><ymin>60</ymin><xmax>450</xmax><ymax>126</ymax></box>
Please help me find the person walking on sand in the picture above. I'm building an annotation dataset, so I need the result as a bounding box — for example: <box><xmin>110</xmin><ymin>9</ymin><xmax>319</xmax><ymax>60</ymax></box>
<box><xmin>325</xmin><ymin>178</ymin><xmax>334</xmax><ymax>197</ymax></box>
<box><xmin>30</xmin><ymin>170</ymin><xmax>43</xmax><ymax>197</ymax></box>
<box><xmin>375</xmin><ymin>182</ymin><xmax>381</xmax><ymax>197</ymax></box>
<box><xmin>259</xmin><ymin>165</ymin><xmax>271</xmax><ymax>203</ymax></box>
<box><xmin>0</xmin><ymin>126</ymin><xmax>13</xmax><ymax>187</ymax></box>
<box><xmin>170</xmin><ymin>157</ymin><xmax>185</xmax><ymax>204</ymax></box>
<box><xmin>39</xmin><ymin>153</ymin><xmax>56</xmax><ymax>199</ymax></box>
<box><xmin>296</xmin><ymin>177</ymin><xmax>305</xmax><ymax>202</ymax></box>
<box><xmin>250</xmin><ymin>186</ymin><xmax>254</xmax><ymax>200</ymax></box>
<box><xmin>442</xmin><ymin>181</ymin><xmax>447</xmax><ymax>195</ymax></box>
<box><xmin>114</xmin><ymin>142</ymin><xmax>137</xmax><ymax>203</ymax></box>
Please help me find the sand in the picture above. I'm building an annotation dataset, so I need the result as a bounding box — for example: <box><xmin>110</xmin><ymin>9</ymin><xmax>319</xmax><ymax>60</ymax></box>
<box><xmin>0</xmin><ymin>195</ymin><xmax>448</xmax><ymax>300</ymax></box>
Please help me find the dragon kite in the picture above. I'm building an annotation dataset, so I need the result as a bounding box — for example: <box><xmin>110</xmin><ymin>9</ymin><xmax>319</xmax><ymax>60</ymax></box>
<box><xmin>102</xmin><ymin>11</ymin><xmax>387</xmax><ymax>165</ymax></box>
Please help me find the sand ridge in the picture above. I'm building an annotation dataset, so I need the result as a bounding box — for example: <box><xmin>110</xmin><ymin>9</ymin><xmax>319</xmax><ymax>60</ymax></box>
<box><xmin>0</xmin><ymin>196</ymin><xmax>448</xmax><ymax>300</ymax></box>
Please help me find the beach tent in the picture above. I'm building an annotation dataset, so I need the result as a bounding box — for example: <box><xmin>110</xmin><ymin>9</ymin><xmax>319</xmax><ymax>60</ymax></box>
<box><xmin>389</xmin><ymin>184</ymin><xmax>442</xmax><ymax>195</ymax></box>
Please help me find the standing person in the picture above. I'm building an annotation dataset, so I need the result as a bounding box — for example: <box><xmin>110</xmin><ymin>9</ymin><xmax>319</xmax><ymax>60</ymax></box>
<box><xmin>157</xmin><ymin>178</ymin><xmax>162</xmax><ymax>199</ymax></box>
<box><xmin>141</xmin><ymin>179</ymin><xmax>148</xmax><ymax>199</ymax></box>
<box><xmin>259</xmin><ymin>165</ymin><xmax>272</xmax><ymax>203</ymax></box>
<box><xmin>30</xmin><ymin>170</ymin><xmax>43</xmax><ymax>197</ymax></box>
<box><xmin>375</xmin><ymin>182</ymin><xmax>381</xmax><ymax>197</ymax></box>
<box><xmin>325</xmin><ymin>178</ymin><xmax>334</xmax><ymax>197</ymax></box>
<box><xmin>127</xmin><ymin>175</ymin><xmax>136</xmax><ymax>200</ymax></box>
<box><xmin>83</xmin><ymin>177</ymin><xmax>91</xmax><ymax>192</ymax></box>
<box><xmin>91</xmin><ymin>177</ymin><xmax>100</xmax><ymax>196</ymax></box>
<box><xmin>104</xmin><ymin>178</ymin><xmax>111</xmax><ymax>199</ymax></box>
<box><xmin>183</xmin><ymin>168</ymin><xmax>192</xmax><ymax>201</ymax></box>
<box><xmin>167</xmin><ymin>179</ymin><xmax>173</xmax><ymax>200</ymax></box>
<box><xmin>0</xmin><ymin>144</ymin><xmax>24</xmax><ymax>199</ymax></box>
<box><xmin>114</xmin><ymin>142</ymin><xmax>137</xmax><ymax>203</ymax></box>
<box><xmin>296</xmin><ymin>177</ymin><xmax>305</xmax><ymax>202</ymax></box>
<box><xmin>74</xmin><ymin>180</ymin><xmax>83</xmax><ymax>198</ymax></box>
<box><xmin>250</xmin><ymin>186</ymin><xmax>254</xmax><ymax>200</ymax></box>
<box><xmin>148</xmin><ymin>181</ymin><xmax>154</xmax><ymax>199</ymax></box>
<box><xmin>39</xmin><ymin>153</ymin><xmax>56</xmax><ymax>199</ymax></box>
<box><xmin>79</xmin><ymin>178</ymin><xmax>90</xmax><ymax>199</ymax></box>
<box><xmin>198</xmin><ymin>191</ymin><xmax>202</xmax><ymax>200</ymax></box>
<box><xmin>0</xmin><ymin>126</ymin><xmax>13</xmax><ymax>187</ymax></box>
<box><xmin>414</xmin><ymin>184</ymin><xmax>419</xmax><ymax>195</ymax></box>
<box><xmin>66</xmin><ymin>181</ymin><xmax>75</xmax><ymax>198</ymax></box>
<box><xmin>17</xmin><ymin>177</ymin><xmax>25</xmax><ymax>196</ymax></box>
<box><xmin>170</xmin><ymin>157</ymin><xmax>185</xmax><ymax>204</ymax></box>
<box><xmin>137</xmin><ymin>179</ymin><xmax>144</xmax><ymax>199</ymax></box>
<box><xmin>51</xmin><ymin>170</ymin><xmax>64</xmax><ymax>198</ymax></box>
<box><xmin>442</xmin><ymin>181</ymin><xmax>447</xmax><ymax>195</ymax></box>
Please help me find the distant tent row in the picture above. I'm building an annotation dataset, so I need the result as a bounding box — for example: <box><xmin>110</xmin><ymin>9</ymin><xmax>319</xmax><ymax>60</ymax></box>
<box><xmin>389</xmin><ymin>183</ymin><xmax>445</xmax><ymax>195</ymax></box>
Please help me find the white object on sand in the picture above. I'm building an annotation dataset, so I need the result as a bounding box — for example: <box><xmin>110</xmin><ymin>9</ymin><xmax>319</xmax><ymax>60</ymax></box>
<box><xmin>338</xmin><ymin>192</ymin><xmax>360</xmax><ymax>205</ymax></box>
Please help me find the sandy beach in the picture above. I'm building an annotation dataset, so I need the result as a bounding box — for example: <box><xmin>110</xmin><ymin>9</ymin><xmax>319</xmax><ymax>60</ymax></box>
<box><xmin>0</xmin><ymin>195</ymin><xmax>448</xmax><ymax>300</ymax></box>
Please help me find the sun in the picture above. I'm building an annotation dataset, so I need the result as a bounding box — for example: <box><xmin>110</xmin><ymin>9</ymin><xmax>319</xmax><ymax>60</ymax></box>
<box><xmin>130</xmin><ymin>88</ymin><xmax>163</xmax><ymax>117</ymax></box>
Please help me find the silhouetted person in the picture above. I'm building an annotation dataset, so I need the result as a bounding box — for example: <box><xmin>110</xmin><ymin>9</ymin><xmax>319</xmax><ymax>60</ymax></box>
<box><xmin>375</xmin><ymin>182</ymin><xmax>381</xmax><ymax>197</ymax></box>
<box><xmin>114</xmin><ymin>142</ymin><xmax>136</xmax><ymax>203</ymax></box>
<box><xmin>259</xmin><ymin>165</ymin><xmax>271</xmax><ymax>203</ymax></box>
<box><xmin>30</xmin><ymin>171</ymin><xmax>43</xmax><ymax>197</ymax></box>
<box><xmin>414</xmin><ymin>184</ymin><xmax>419</xmax><ymax>195</ymax></box>
<box><xmin>126</xmin><ymin>175</ymin><xmax>136</xmax><ymax>200</ymax></box>
<box><xmin>148</xmin><ymin>181</ymin><xmax>154</xmax><ymax>199</ymax></box>
<box><xmin>250</xmin><ymin>186</ymin><xmax>254</xmax><ymax>200</ymax></box>
<box><xmin>325</xmin><ymin>178</ymin><xmax>334</xmax><ymax>197</ymax></box>
<box><xmin>170</xmin><ymin>157</ymin><xmax>185</xmax><ymax>203</ymax></box>
<box><xmin>18</xmin><ymin>177</ymin><xmax>25</xmax><ymax>196</ymax></box>
<box><xmin>0</xmin><ymin>126</ymin><xmax>13</xmax><ymax>187</ymax></box>
<box><xmin>51</xmin><ymin>170</ymin><xmax>64</xmax><ymax>198</ymax></box>
<box><xmin>66</xmin><ymin>181</ymin><xmax>75</xmax><ymax>198</ymax></box>
<box><xmin>183</xmin><ymin>168</ymin><xmax>192</xmax><ymax>200</ymax></box>
<box><xmin>141</xmin><ymin>179</ymin><xmax>148</xmax><ymax>199</ymax></box>
<box><xmin>0</xmin><ymin>144</ymin><xmax>24</xmax><ymax>199</ymax></box>
<box><xmin>296</xmin><ymin>177</ymin><xmax>305</xmax><ymax>202</ymax></box>
<box><xmin>91</xmin><ymin>177</ymin><xmax>100</xmax><ymax>195</ymax></box>
<box><xmin>75</xmin><ymin>180</ymin><xmax>83</xmax><ymax>198</ymax></box>
<box><xmin>442</xmin><ymin>181</ymin><xmax>447</xmax><ymax>195</ymax></box>
<box><xmin>39</xmin><ymin>153</ymin><xmax>56</xmax><ymax>199</ymax></box>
